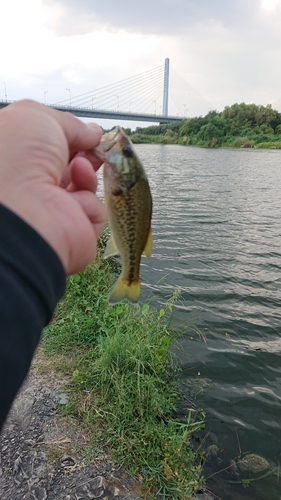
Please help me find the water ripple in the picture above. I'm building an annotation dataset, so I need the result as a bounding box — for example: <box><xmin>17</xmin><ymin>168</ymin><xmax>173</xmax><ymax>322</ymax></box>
<box><xmin>135</xmin><ymin>145</ymin><xmax>281</xmax><ymax>498</ymax></box>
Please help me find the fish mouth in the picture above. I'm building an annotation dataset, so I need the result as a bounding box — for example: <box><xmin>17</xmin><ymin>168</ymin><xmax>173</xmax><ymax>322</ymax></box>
<box><xmin>93</xmin><ymin>126</ymin><xmax>123</xmax><ymax>161</ymax></box>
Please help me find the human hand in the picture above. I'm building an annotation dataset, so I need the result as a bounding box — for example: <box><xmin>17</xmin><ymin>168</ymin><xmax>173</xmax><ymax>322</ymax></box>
<box><xmin>0</xmin><ymin>99</ymin><xmax>107</xmax><ymax>274</ymax></box>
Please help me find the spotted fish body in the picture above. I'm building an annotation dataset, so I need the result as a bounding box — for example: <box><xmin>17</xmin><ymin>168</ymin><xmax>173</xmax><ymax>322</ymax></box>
<box><xmin>94</xmin><ymin>126</ymin><xmax>152</xmax><ymax>304</ymax></box>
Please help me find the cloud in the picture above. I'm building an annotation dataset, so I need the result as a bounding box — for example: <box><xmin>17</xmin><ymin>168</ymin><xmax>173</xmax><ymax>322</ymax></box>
<box><xmin>2</xmin><ymin>0</ymin><xmax>281</xmax><ymax>119</ymax></box>
<box><xmin>43</xmin><ymin>0</ymin><xmax>258</xmax><ymax>36</ymax></box>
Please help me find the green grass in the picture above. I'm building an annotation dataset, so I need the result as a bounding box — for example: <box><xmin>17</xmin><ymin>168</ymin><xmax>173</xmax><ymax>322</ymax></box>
<box><xmin>255</xmin><ymin>141</ymin><xmax>281</xmax><ymax>148</ymax></box>
<box><xmin>44</xmin><ymin>229</ymin><xmax>205</xmax><ymax>499</ymax></box>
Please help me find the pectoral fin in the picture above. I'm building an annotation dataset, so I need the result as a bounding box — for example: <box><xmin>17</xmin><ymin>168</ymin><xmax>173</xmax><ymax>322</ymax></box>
<box><xmin>143</xmin><ymin>227</ymin><xmax>153</xmax><ymax>260</ymax></box>
<box><xmin>104</xmin><ymin>234</ymin><xmax>119</xmax><ymax>258</ymax></box>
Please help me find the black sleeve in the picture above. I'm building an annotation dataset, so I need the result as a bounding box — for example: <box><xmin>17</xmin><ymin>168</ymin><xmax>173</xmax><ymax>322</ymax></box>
<box><xmin>0</xmin><ymin>204</ymin><xmax>66</xmax><ymax>430</ymax></box>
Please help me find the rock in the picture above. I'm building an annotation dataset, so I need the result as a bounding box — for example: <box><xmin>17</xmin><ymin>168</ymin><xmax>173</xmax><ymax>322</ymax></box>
<box><xmin>104</xmin><ymin>476</ymin><xmax>128</xmax><ymax>496</ymax></box>
<box><xmin>10</xmin><ymin>394</ymin><xmax>35</xmax><ymax>430</ymax></box>
<box><xmin>58</xmin><ymin>392</ymin><xmax>69</xmax><ymax>405</ymax></box>
<box><xmin>123</xmin><ymin>494</ymin><xmax>142</xmax><ymax>500</ymax></box>
<box><xmin>238</xmin><ymin>453</ymin><xmax>270</xmax><ymax>474</ymax></box>
<box><xmin>60</xmin><ymin>455</ymin><xmax>76</xmax><ymax>467</ymax></box>
<box><xmin>205</xmin><ymin>445</ymin><xmax>219</xmax><ymax>458</ymax></box>
<box><xmin>75</xmin><ymin>476</ymin><xmax>105</xmax><ymax>499</ymax></box>
<box><xmin>30</xmin><ymin>486</ymin><xmax>48</xmax><ymax>500</ymax></box>
<box><xmin>13</xmin><ymin>456</ymin><xmax>22</xmax><ymax>474</ymax></box>
<box><xmin>208</xmin><ymin>432</ymin><xmax>218</xmax><ymax>445</ymax></box>
<box><xmin>229</xmin><ymin>459</ymin><xmax>239</xmax><ymax>477</ymax></box>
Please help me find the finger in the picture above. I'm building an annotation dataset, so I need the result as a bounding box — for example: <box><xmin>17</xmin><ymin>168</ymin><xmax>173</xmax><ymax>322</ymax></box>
<box><xmin>76</xmin><ymin>151</ymin><xmax>103</xmax><ymax>172</ymax></box>
<box><xmin>10</xmin><ymin>100</ymin><xmax>103</xmax><ymax>155</ymax></box>
<box><xmin>64</xmin><ymin>157</ymin><xmax>98</xmax><ymax>193</ymax></box>
<box><xmin>60</xmin><ymin>164</ymin><xmax>72</xmax><ymax>189</ymax></box>
<box><xmin>54</xmin><ymin>113</ymin><xmax>103</xmax><ymax>158</ymax></box>
<box><xmin>71</xmin><ymin>191</ymin><xmax>107</xmax><ymax>237</ymax></box>
<box><xmin>61</xmin><ymin>151</ymin><xmax>103</xmax><ymax>187</ymax></box>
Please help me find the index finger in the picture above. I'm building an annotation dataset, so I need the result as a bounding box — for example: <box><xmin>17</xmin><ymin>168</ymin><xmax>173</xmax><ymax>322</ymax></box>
<box><xmin>49</xmin><ymin>108</ymin><xmax>103</xmax><ymax>159</ymax></box>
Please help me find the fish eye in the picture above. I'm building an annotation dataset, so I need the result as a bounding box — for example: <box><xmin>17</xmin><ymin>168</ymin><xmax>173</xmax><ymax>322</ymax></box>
<box><xmin>122</xmin><ymin>145</ymin><xmax>133</xmax><ymax>158</ymax></box>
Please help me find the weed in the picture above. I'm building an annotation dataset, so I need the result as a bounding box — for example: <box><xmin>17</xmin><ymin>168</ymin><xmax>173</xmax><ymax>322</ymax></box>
<box><xmin>44</xmin><ymin>229</ymin><xmax>204</xmax><ymax>499</ymax></box>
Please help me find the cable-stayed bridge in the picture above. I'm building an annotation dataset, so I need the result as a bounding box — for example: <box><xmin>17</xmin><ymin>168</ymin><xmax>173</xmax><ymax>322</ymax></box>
<box><xmin>0</xmin><ymin>59</ymin><xmax>213</xmax><ymax>123</ymax></box>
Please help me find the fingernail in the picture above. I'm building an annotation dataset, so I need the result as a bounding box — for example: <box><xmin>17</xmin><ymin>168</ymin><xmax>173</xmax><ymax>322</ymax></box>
<box><xmin>88</xmin><ymin>123</ymin><xmax>102</xmax><ymax>134</ymax></box>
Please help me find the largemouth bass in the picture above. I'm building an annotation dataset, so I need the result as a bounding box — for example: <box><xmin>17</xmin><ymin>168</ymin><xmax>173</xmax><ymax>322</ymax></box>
<box><xmin>94</xmin><ymin>126</ymin><xmax>152</xmax><ymax>304</ymax></box>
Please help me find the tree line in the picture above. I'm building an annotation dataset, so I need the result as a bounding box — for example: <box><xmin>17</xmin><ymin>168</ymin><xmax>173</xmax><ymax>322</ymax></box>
<box><xmin>123</xmin><ymin>102</ymin><xmax>281</xmax><ymax>149</ymax></box>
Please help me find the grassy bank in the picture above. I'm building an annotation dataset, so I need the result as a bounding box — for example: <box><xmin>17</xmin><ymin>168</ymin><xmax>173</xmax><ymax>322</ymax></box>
<box><xmin>44</xmin><ymin>229</ymin><xmax>205</xmax><ymax>499</ymax></box>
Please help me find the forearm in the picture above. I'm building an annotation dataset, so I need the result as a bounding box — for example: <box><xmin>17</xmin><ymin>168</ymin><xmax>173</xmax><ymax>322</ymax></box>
<box><xmin>0</xmin><ymin>204</ymin><xmax>66</xmax><ymax>430</ymax></box>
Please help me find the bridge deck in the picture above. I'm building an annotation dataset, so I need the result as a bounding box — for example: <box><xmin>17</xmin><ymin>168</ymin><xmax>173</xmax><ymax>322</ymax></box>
<box><xmin>0</xmin><ymin>101</ymin><xmax>183</xmax><ymax>124</ymax></box>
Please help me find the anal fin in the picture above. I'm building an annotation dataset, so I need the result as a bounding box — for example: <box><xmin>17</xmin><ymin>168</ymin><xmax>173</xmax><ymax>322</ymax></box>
<box><xmin>104</xmin><ymin>234</ymin><xmax>119</xmax><ymax>258</ymax></box>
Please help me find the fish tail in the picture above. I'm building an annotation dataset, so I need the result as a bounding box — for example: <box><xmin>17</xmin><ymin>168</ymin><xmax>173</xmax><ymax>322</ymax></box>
<box><xmin>108</xmin><ymin>277</ymin><xmax>141</xmax><ymax>304</ymax></box>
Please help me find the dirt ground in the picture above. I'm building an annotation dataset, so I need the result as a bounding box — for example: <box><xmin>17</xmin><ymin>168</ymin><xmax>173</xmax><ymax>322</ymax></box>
<box><xmin>0</xmin><ymin>348</ymin><xmax>213</xmax><ymax>500</ymax></box>
<box><xmin>0</xmin><ymin>348</ymin><xmax>143</xmax><ymax>500</ymax></box>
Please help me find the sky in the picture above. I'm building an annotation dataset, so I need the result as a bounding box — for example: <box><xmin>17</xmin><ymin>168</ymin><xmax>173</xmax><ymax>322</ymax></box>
<box><xmin>1</xmin><ymin>0</ymin><xmax>281</xmax><ymax>128</ymax></box>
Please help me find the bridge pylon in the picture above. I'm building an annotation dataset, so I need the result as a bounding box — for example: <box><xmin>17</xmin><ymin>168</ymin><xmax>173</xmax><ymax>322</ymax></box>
<box><xmin>162</xmin><ymin>58</ymin><xmax>170</xmax><ymax>117</ymax></box>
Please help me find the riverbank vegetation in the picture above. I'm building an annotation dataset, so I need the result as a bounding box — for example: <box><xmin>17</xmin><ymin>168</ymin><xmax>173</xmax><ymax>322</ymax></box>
<box><xmin>44</xmin><ymin>228</ymin><xmax>205</xmax><ymax>499</ymax></box>
<box><xmin>124</xmin><ymin>102</ymin><xmax>281</xmax><ymax>149</ymax></box>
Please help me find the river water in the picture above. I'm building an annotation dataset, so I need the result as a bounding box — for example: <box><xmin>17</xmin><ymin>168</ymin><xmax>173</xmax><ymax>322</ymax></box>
<box><xmin>131</xmin><ymin>144</ymin><xmax>281</xmax><ymax>500</ymax></box>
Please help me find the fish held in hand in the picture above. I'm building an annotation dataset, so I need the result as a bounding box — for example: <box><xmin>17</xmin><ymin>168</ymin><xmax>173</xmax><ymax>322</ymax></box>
<box><xmin>94</xmin><ymin>126</ymin><xmax>152</xmax><ymax>304</ymax></box>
